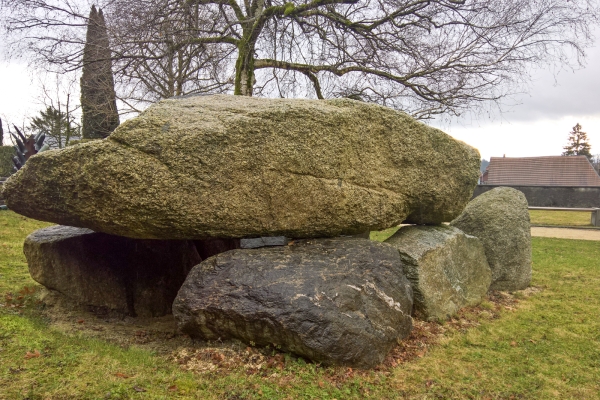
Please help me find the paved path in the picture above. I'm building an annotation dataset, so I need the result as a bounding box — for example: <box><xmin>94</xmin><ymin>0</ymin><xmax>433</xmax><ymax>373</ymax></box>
<box><xmin>531</xmin><ymin>227</ymin><xmax>600</xmax><ymax>241</ymax></box>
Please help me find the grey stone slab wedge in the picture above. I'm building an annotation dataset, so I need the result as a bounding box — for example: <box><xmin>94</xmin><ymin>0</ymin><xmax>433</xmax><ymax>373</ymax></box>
<box><xmin>385</xmin><ymin>225</ymin><xmax>491</xmax><ymax>320</ymax></box>
<box><xmin>3</xmin><ymin>95</ymin><xmax>480</xmax><ymax>239</ymax></box>
<box><xmin>173</xmin><ymin>237</ymin><xmax>413</xmax><ymax>368</ymax></box>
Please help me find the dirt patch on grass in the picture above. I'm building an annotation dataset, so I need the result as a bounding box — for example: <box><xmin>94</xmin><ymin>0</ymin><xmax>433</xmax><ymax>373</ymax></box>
<box><xmin>34</xmin><ymin>289</ymin><xmax>197</xmax><ymax>353</ymax></box>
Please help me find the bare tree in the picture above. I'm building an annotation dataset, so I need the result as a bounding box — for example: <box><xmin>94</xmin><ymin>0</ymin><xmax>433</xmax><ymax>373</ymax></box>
<box><xmin>32</xmin><ymin>73</ymin><xmax>81</xmax><ymax>148</ymax></box>
<box><xmin>591</xmin><ymin>154</ymin><xmax>600</xmax><ymax>173</ymax></box>
<box><xmin>1</xmin><ymin>0</ymin><xmax>234</xmax><ymax>113</ymax></box>
<box><xmin>107</xmin><ymin>0</ymin><xmax>234</xmax><ymax>109</ymax></box>
<box><xmin>2</xmin><ymin>0</ymin><xmax>599</xmax><ymax>118</ymax></box>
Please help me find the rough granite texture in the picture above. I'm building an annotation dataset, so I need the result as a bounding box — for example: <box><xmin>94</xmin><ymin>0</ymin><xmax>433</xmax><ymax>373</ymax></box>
<box><xmin>385</xmin><ymin>225</ymin><xmax>491</xmax><ymax>321</ymax></box>
<box><xmin>24</xmin><ymin>225</ymin><xmax>201</xmax><ymax>317</ymax></box>
<box><xmin>173</xmin><ymin>238</ymin><xmax>413</xmax><ymax>368</ymax></box>
<box><xmin>3</xmin><ymin>95</ymin><xmax>480</xmax><ymax>239</ymax></box>
<box><xmin>450</xmin><ymin>187</ymin><xmax>532</xmax><ymax>291</ymax></box>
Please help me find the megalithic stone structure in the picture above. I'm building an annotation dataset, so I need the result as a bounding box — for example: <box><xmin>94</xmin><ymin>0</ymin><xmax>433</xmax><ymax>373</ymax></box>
<box><xmin>2</xmin><ymin>95</ymin><xmax>480</xmax><ymax>239</ymax></box>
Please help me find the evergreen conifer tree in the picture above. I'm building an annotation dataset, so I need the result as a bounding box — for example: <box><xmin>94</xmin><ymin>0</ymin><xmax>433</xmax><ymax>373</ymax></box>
<box><xmin>30</xmin><ymin>106</ymin><xmax>79</xmax><ymax>148</ymax></box>
<box><xmin>80</xmin><ymin>5</ymin><xmax>119</xmax><ymax>139</ymax></box>
<box><xmin>562</xmin><ymin>123</ymin><xmax>592</xmax><ymax>159</ymax></box>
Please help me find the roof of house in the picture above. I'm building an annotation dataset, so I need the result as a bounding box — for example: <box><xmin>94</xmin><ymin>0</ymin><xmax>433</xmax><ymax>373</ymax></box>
<box><xmin>483</xmin><ymin>156</ymin><xmax>600</xmax><ymax>186</ymax></box>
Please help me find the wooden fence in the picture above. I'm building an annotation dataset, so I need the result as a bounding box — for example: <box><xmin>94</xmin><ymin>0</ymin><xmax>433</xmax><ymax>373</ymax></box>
<box><xmin>529</xmin><ymin>206</ymin><xmax>600</xmax><ymax>227</ymax></box>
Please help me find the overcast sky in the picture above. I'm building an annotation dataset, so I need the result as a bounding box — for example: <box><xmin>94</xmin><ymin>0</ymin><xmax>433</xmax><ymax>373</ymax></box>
<box><xmin>430</xmin><ymin>39</ymin><xmax>600</xmax><ymax>160</ymax></box>
<box><xmin>1</xmin><ymin>40</ymin><xmax>600</xmax><ymax>160</ymax></box>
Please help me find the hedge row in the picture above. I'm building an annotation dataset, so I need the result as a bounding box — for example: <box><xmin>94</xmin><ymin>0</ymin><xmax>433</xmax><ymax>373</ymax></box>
<box><xmin>0</xmin><ymin>146</ymin><xmax>15</xmax><ymax>177</ymax></box>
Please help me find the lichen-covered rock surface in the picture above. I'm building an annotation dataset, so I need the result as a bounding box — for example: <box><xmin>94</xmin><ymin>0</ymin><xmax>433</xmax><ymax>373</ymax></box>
<box><xmin>385</xmin><ymin>225</ymin><xmax>491</xmax><ymax>320</ymax></box>
<box><xmin>24</xmin><ymin>225</ymin><xmax>201</xmax><ymax>317</ymax></box>
<box><xmin>173</xmin><ymin>237</ymin><xmax>413</xmax><ymax>368</ymax></box>
<box><xmin>3</xmin><ymin>95</ymin><xmax>480</xmax><ymax>239</ymax></box>
<box><xmin>450</xmin><ymin>187</ymin><xmax>532</xmax><ymax>291</ymax></box>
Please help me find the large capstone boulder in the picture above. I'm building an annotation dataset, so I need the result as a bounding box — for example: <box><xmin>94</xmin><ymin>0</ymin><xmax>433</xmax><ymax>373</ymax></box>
<box><xmin>450</xmin><ymin>187</ymin><xmax>532</xmax><ymax>291</ymax></box>
<box><xmin>3</xmin><ymin>95</ymin><xmax>480</xmax><ymax>239</ymax></box>
<box><xmin>24</xmin><ymin>225</ymin><xmax>201</xmax><ymax>317</ymax></box>
<box><xmin>385</xmin><ymin>225</ymin><xmax>491</xmax><ymax>321</ymax></box>
<box><xmin>173</xmin><ymin>238</ymin><xmax>413</xmax><ymax>368</ymax></box>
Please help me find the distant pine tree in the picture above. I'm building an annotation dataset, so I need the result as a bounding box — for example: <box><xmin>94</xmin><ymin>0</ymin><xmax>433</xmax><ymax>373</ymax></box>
<box><xmin>30</xmin><ymin>106</ymin><xmax>80</xmax><ymax>148</ymax></box>
<box><xmin>562</xmin><ymin>123</ymin><xmax>592</xmax><ymax>159</ymax></box>
<box><xmin>80</xmin><ymin>5</ymin><xmax>119</xmax><ymax>139</ymax></box>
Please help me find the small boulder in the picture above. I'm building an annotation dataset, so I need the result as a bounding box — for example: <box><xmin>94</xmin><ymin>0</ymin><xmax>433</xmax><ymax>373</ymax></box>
<box><xmin>450</xmin><ymin>187</ymin><xmax>532</xmax><ymax>291</ymax></box>
<box><xmin>385</xmin><ymin>225</ymin><xmax>491</xmax><ymax>320</ymax></box>
<box><xmin>173</xmin><ymin>238</ymin><xmax>413</xmax><ymax>368</ymax></box>
<box><xmin>24</xmin><ymin>225</ymin><xmax>201</xmax><ymax>317</ymax></box>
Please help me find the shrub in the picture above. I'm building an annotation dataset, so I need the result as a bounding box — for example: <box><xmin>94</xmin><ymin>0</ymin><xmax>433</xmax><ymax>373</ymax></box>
<box><xmin>0</xmin><ymin>146</ymin><xmax>15</xmax><ymax>177</ymax></box>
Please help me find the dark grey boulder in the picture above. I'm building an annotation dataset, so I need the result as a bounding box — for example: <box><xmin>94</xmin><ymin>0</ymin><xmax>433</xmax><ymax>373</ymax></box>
<box><xmin>450</xmin><ymin>187</ymin><xmax>532</xmax><ymax>291</ymax></box>
<box><xmin>173</xmin><ymin>238</ymin><xmax>413</xmax><ymax>368</ymax></box>
<box><xmin>385</xmin><ymin>225</ymin><xmax>491</xmax><ymax>321</ymax></box>
<box><xmin>24</xmin><ymin>225</ymin><xmax>201</xmax><ymax>317</ymax></box>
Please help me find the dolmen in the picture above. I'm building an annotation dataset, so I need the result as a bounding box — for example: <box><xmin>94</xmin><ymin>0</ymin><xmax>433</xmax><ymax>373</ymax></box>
<box><xmin>2</xmin><ymin>95</ymin><xmax>531</xmax><ymax>368</ymax></box>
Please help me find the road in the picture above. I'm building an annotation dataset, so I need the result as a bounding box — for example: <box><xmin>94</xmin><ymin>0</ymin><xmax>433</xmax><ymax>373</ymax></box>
<box><xmin>531</xmin><ymin>227</ymin><xmax>600</xmax><ymax>241</ymax></box>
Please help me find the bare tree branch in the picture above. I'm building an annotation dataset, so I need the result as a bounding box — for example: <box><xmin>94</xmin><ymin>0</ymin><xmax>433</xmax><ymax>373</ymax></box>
<box><xmin>1</xmin><ymin>0</ymin><xmax>598</xmax><ymax>118</ymax></box>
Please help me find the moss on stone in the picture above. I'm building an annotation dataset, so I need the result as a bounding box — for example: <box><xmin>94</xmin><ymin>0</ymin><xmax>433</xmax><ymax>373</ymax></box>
<box><xmin>3</xmin><ymin>95</ymin><xmax>481</xmax><ymax>239</ymax></box>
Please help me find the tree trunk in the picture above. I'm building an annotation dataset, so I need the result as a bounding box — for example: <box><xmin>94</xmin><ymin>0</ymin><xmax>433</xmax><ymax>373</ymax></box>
<box><xmin>235</xmin><ymin>38</ymin><xmax>255</xmax><ymax>96</ymax></box>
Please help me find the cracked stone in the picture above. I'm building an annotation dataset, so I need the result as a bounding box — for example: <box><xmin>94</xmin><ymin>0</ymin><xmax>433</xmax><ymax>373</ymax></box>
<box><xmin>385</xmin><ymin>225</ymin><xmax>491</xmax><ymax>321</ymax></box>
<box><xmin>2</xmin><ymin>95</ymin><xmax>480</xmax><ymax>239</ymax></box>
<box><xmin>173</xmin><ymin>237</ymin><xmax>413</xmax><ymax>368</ymax></box>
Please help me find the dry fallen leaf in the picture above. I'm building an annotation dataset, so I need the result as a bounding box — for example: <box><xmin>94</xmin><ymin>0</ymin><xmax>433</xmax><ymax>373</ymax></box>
<box><xmin>167</xmin><ymin>385</ymin><xmax>178</xmax><ymax>392</ymax></box>
<box><xmin>133</xmin><ymin>386</ymin><xmax>146</xmax><ymax>392</ymax></box>
<box><xmin>114</xmin><ymin>372</ymin><xmax>131</xmax><ymax>379</ymax></box>
<box><xmin>510</xmin><ymin>341</ymin><xmax>517</xmax><ymax>347</ymax></box>
<box><xmin>24</xmin><ymin>350</ymin><xmax>40</xmax><ymax>359</ymax></box>
<box><xmin>77</xmin><ymin>319</ymin><xmax>85</xmax><ymax>324</ymax></box>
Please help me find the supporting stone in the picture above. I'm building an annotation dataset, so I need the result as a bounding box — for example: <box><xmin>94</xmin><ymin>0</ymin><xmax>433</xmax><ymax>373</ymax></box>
<box><xmin>451</xmin><ymin>187</ymin><xmax>532</xmax><ymax>291</ymax></box>
<box><xmin>173</xmin><ymin>237</ymin><xmax>413</xmax><ymax>368</ymax></box>
<box><xmin>385</xmin><ymin>225</ymin><xmax>491</xmax><ymax>321</ymax></box>
<box><xmin>24</xmin><ymin>225</ymin><xmax>201</xmax><ymax>317</ymax></box>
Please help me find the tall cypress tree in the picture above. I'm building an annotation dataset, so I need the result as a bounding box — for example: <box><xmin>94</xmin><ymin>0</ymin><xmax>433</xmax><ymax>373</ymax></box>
<box><xmin>80</xmin><ymin>5</ymin><xmax>119</xmax><ymax>139</ymax></box>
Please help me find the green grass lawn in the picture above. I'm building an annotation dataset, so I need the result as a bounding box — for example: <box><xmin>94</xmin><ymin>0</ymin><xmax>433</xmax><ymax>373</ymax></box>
<box><xmin>529</xmin><ymin>210</ymin><xmax>593</xmax><ymax>227</ymax></box>
<box><xmin>1</xmin><ymin>211</ymin><xmax>599</xmax><ymax>399</ymax></box>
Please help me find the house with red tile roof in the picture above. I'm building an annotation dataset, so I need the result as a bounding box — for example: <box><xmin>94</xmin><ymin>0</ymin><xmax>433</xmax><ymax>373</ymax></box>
<box><xmin>481</xmin><ymin>156</ymin><xmax>600</xmax><ymax>186</ymax></box>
